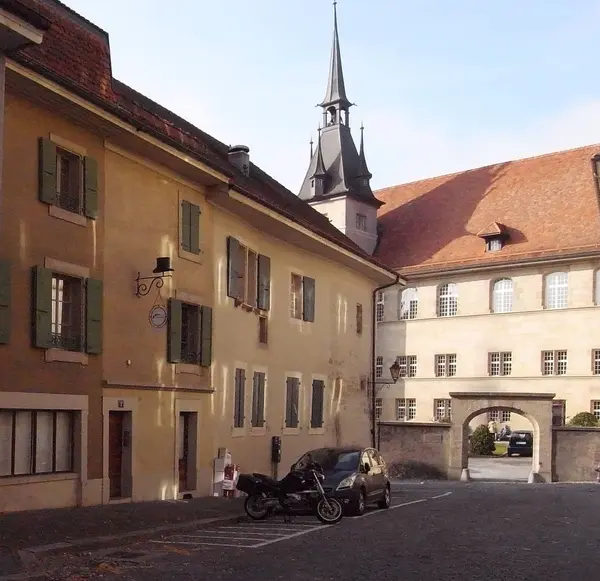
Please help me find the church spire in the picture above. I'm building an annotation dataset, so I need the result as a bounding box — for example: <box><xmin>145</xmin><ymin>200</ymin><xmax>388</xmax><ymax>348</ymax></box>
<box><xmin>319</xmin><ymin>1</ymin><xmax>352</xmax><ymax>111</ymax></box>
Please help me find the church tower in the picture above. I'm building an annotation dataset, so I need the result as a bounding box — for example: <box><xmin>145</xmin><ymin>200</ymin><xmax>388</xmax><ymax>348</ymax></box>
<box><xmin>298</xmin><ymin>2</ymin><xmax>382</xmax><ymax>255</ymax></box>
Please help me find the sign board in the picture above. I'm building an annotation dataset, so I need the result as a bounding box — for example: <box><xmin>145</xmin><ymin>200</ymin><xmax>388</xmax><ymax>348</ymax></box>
<box><xmin>149</xmin><ymin>305</ymin><xmax>168</xmax><ymax>329</ymax></box>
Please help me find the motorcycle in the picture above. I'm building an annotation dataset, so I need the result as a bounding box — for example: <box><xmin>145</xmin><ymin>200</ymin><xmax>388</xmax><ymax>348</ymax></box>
<box><xmin>235</xmin><ymin>461</ymin><xmax>344</xmax><ymax>525</ymax></box>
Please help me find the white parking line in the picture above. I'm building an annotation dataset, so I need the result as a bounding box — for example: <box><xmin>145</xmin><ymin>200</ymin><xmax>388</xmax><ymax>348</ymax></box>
<box><xmin>149</xmin><ymin>493</ymin><xmax>453</xmax><ymax>549</ymax></box>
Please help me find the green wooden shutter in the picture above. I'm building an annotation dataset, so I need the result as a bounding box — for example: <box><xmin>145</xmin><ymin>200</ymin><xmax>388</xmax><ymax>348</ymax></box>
<box><xmin>167</xmin><ymin>299</ymin><xmax>182</xmax><ymax>363</ymax></box>
<box><xmin>226</xmin><ymin>236</ymin><xmax>242</xmax><ymax>299</ymax></box>
<box><xmin>251</xmin><ymin>372</ymin><xmax>259</xmax><ymax>427</ymax></box>
<box><xmin>257</xmin><ymin>254</ymin><xmax>271</xmax><ymax>311</ymax></box>
<box><xmin>0</xmin><ymin>260</ymin><xmax>11</xmax><ymax>344</ymax></box>
<box><xmin>181</xmin><ymin>200</ymin><xmax>191</xmax><ymax>252</ymax></box>
<box><xmin>199</xmin><ymin>305</ymin><xmax>212</xmax><ymax>367</ymax></box>
<box><xmin>84</xmin><ymin>156</ymin><xmax>99</xmax><ymax>219</ymax></box>
<box><xmin>257</xmin><ymin>373</ymin><xmax>265</xmax><ymax>427</ymax></box>
<box><xmin>32</xmin><ymin>266</ymin><xmax>53</xmax><ymax>349</ymax></box>
<box><xmin>302</xmin><ymin>277</ymin><xmax>316</xmax><ymax>322</ymax></box>
<box><xmin>85</xmin><ymin>278</ymin><xmax>103</xmax><ymax>354</ymax></box>
<box><xmin>190</xmin><ymin>203</ymin><xmax>200</xmax><ymax>254</ymax></box>
<box><xmin>38</xmin><ymin>138</ymin><xmax>57</xmax><ymax>205</ymax></box>
<box><xmin>291</xmin><ymin>378</ymin><xmax>299</xmax><ymax>428</ymax></box>
<box><xmin>311</xmin><ymin>380</ymin><xmax>324</xmax><ymax>428</ymax></box>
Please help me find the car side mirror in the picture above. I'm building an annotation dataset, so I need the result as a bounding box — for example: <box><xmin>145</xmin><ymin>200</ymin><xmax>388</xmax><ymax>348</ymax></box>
<box><xmin>290</xmin><ymin>464</ymin><xmax>296</xmax><ymax>472</ymax></box>
<box><xmin>363</xmin><ymin>462</ymin><xmax>371</xmax><ymax>473</ymax></box>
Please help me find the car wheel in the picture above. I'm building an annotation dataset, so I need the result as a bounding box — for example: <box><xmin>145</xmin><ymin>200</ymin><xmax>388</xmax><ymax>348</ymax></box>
<box><xmin>351</xmin><ymin>488</ymin><xmax>367</xmax><ymax>516</ymax></box>
<box><xmin>377</xmin><ymin>485</ymin><xmax>391</xmax><ymax>509</ymax></box>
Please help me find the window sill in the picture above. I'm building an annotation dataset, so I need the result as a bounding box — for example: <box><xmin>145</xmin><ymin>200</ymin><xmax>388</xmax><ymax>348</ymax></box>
<box><xmin>231</xmin><ymin>427</ymin><xmax>246</xmax><ymax>438</ymax></box>
<box><xmin>176</xmin><ymin>363</ymin><xmax>202</xmax><ymax>375</ymax></box>
<box><xmin>48</xmin><ymin>204</ymin><xmax>88</xmax><ymax>226</ymax></box>
<box><xmin>178</xmin><ymin>247</ymin><xmax>204</xmax><ymax>265</ymax></box>
<box><xmin>45</xmin><ymin>349</ymin><xmax>89</xmax><ymax>365</ymax></box>
<box><xmin>0</xmin><ymin>471</ymin><xmax>77</xmax><ymax>486</ymax></box>
<box><xmin>282</xmin><ymin>427</ymin><xmax>300</xmax><ymax>436</ymax></box>
<box><xmin>250</xmin><ymin>426</ymin><xmax>267</xmax><ymax>436</ymax></box>
<box><xmin>308</xmin><ymin>427</ymin><xmax>325</xmax><ymax>436</ymax></box>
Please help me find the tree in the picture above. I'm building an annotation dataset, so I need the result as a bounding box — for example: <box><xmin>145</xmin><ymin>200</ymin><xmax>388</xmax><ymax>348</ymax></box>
<box><xmin>568</xmin><ymin>412</ymin><xmax>599</xmax><ymax>427</ymax></box>
<box><xmin>470</xmin><ymin>424</ymin><xmax>495</xmax><ymax>456</ymax></box>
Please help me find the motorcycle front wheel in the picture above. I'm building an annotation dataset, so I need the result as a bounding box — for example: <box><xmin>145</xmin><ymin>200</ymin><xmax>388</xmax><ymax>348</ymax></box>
<box><xmin>244</xmin><ymin>494</ymin><xmax>271</xmax><ymax>520</ymax></box>
<box><xmin>315</xmin><ymin>496</ymin><xmax>343</xmax><ymax>524</ymax></box>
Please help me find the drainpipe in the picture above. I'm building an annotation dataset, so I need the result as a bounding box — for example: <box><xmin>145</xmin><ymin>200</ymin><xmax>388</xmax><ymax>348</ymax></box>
<box><xmin>370</xmin><ymin>273</ymin><xmax>400</xmax><ymax>449</ymax></box>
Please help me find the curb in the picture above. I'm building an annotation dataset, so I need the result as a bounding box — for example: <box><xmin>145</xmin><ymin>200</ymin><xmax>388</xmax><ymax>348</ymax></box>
<box><xmin>1</xmin><ymin>512</ymin><xmax>246</xmax><ymax>581</ymax></box>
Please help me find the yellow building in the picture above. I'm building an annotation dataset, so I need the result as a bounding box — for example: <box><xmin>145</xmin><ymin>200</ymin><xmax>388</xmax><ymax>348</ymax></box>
<box><xmin>0</xmin><ymin>0</ymin><xmax>396</xmax><ymax>511</ymax></box>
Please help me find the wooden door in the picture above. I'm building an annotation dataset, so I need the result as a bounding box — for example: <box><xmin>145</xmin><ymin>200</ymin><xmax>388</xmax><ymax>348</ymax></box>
<box><xmin>178</xmin><ymin>412</ymin><xmax>190</xmax><ymax>492</ymax></box>
<box><xmin>108</xmin><ymin>412</ymin><xmax>124</xmax><ymax>499</ymax></box>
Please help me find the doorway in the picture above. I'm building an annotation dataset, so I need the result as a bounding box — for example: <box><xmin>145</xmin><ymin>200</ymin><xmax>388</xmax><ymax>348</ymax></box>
<box><xmin>108</xmin><ymin>410</ymin><xmax>132</xmax><ymax>499</ymax></box>
<box><xmin>178</xmin><ymin>411</ymin><xmax>197</xmax><ymax>494</ymax></box>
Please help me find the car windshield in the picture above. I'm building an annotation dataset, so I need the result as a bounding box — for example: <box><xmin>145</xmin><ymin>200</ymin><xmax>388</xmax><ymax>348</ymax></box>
<box><xmin>297</xmin><ymin>450</ymin><xmax>361</xmax><ymax>472</ymax></box>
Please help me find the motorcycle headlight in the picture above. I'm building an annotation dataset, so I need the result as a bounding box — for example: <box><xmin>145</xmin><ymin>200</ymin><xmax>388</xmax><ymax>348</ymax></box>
<box><xmin>336</xmin><ymin>474</ymin><xmax>357</xmax><ymax>490</ymax></box>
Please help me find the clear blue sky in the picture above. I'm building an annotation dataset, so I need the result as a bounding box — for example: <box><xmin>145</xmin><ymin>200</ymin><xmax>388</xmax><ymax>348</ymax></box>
<box><xmin>65</xmin><ymin>0</ymin><xmax>600</xmax><ymax>191</ymax></box>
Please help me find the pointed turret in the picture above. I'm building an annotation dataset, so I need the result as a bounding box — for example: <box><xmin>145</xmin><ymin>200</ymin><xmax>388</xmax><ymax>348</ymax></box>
<box><xmin>357</xmin><ymin>123</ymin><xmax>372</xmax><ymax>183</ymax></box>
<box><xmin>319</xmin><ymin>1</ymin><xmax>352</xmax><ymax>111</ymax></box>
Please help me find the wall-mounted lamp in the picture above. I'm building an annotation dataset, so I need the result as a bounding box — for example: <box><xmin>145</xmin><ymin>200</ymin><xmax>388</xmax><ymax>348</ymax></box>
<box><xmin>134</xmin><ymin>257</ymin><xmax>174</xmax><ymax>298</ymax></box>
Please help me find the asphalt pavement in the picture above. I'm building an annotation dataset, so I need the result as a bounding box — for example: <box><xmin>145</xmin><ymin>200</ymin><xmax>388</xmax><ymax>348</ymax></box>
<box><xmin>469</xmin><ymin>456</ymin><xmax>532</xmax><ymax>481</ymax></box>
<box><xmin>23</xmin><ymin>481</ymin><xmax>600</xmax><ymax>581</ymax></box>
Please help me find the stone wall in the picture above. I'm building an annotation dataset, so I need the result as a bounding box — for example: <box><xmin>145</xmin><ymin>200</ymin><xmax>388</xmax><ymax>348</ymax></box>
<box><xmin>378</xmin><ymin>422</ymin><xmax>451</xmax><ymax>479</ymax></box>
<box><xmin>553</xmin><ymin>427</ymin><xmax>600</xmax><ymax>482</ymax></box>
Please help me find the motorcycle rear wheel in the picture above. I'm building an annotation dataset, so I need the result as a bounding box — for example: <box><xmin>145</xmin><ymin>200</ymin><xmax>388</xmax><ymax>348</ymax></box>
<box><xmin>244</xmin><ymin>494</ymin><xmax>271</xmax><ymax>520</ymax></box>
<box><xmin>315</xmin><ymin>496</ymin><xmax>343</xmax><ymax>524</ymax></box>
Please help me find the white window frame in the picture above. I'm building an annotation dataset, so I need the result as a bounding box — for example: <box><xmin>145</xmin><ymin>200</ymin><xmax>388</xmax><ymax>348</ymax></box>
<box><xmin>397</xmin><ymin>355</ymin><xmax>417</xmax><ymax>378</ymax></box>
<box><xmin>435</xmin><ymin>354</ymin><xmax>456</xmax><ymax>377</ymax></box>
<box><xmin>593</xmin><ymin>349</ymin><xmax>600</xmax><ymax>375</ymax></box>
<box><xmin>491</xmin><ymin>278</ymin><xmax>513</xmax><ymax>313</ymax></box>
<box><xmin>375</xmin><ymin>356</ymin><xmax>383</xmax><ymax>378</ymax></box>
<box><xmin>488</xmin><ymin>352</ymin><xmax>512</xmax><ymax>376</ymax></box>
<box><xmin>374</xmin><ymin>398</ymin><xmax>382</xmax><ymax>420</ymax></box>
<box><xmin>396</xmin><ymin>398</ymin><xmax>416</xmax><ymax>421</ymax></box>
<box><xmin>592</xmin><ymin>400</ymin><xmax>600</xmax><ymax>421</ymax></box>
<box><xmin>437</xmin><ymin>283</ymin><xmax>458</xmax><ymax>317</ymax></box>
<box><xmin>356</xmin><ymin>213</ymin><xmax>367</xmax><ymax>231</ymax></box>
<box><xmin>398</xmin><ymin>287</ymin><xmax>418</xmax><ymax>320</ymax></box>
<box><xmin>376</xmin><ymin>291</ymin><xmax>385</xmax><ymax>322</ymax></box>
<box><xmin>434</xmin><ymin>399</ymin><xmax>452</xmax><ymax>421</ymax></box>
<box><xmin>542</xmin><ymin>350</ymin><xmax>567</xmax><ymax>376</ymax></box>
<box><xmin>544</xmin><ymin>272</ymin><xmax>568</xmax><ymax>309</ymax></box>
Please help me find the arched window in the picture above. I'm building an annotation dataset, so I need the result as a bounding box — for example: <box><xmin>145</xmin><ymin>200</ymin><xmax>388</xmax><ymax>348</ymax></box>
<box><xmin>398</xmin><ymin>288</ymin><xmax>418</xmax><ymax>320</ymax></box>
<box><xmin>437</xmin><ymin>283</ymin><xmax>458</xmax><ymax>317</ymax></box>
<box><xmin>492</xmin><ymin>278</ymin><xmax>513</xmax><ymax>313</ymax></box>
<box><xmin>544</xmin><ymin>272</ymin><xmax>568</xmax><ymax>309</ymax></box>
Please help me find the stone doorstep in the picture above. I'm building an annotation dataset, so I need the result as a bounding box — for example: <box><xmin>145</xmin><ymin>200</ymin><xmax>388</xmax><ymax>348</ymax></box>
<box><xmin>6</xmin><ymin>511</ymin><xmax>246</xmax><ymax>579</ymax></box>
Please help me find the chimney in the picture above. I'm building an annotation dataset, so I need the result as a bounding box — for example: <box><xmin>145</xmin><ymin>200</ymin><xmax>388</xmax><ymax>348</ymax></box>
<box><xmin>228</xmin><ymin>145</ymin><xmax>250</xmax><ymax>177</ymax></box>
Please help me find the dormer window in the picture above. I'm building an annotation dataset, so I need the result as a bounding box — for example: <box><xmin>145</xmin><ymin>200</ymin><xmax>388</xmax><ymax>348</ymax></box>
<box><xmin>477</xmin><ymin>222</ymin><xmax>509</xmax><ymax>253</ymax></box>
<box><xmin>486</xmin><ymin>238</ymin><xmax>503</xmax><ymax>252</ymax></box>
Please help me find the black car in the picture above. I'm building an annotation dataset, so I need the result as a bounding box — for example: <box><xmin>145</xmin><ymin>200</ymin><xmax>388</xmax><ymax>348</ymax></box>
<box><xmin>291</xmin><ymin>446</ymin><xmax>391</xmax><ymax>516</ymax></box>
<box><xmin>507</xmin><ymin>430</ymin><xmax>533</xmax><ymax>457</ymax></box>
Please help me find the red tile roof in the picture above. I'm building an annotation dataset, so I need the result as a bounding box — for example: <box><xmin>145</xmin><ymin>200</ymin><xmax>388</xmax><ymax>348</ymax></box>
<box><xmin>374</xmin><ymin>145</ymin><xmax>600</xmax><ymax>275</ymax></box>
<box><xmin>11</xmin><ymin>0</ymin><xmax>396</xmax><ymax>276</ymax></box>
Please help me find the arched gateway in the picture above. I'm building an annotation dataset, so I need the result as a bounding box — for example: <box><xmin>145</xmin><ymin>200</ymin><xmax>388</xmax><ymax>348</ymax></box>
<box><xmin>448</xmin><ymin>392</ymin><xmax>555</xmax><ymax>482</ymax></box>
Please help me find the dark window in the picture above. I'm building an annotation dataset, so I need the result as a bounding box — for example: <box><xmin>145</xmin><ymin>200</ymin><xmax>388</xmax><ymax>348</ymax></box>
<box><xmin>552</xmin><ymin>400</ymin><xmax>566</xmax><ymax>427</ymax></box>
<box><xmin>181</xmin><ymin>303</ymin><xmax>200</xmax><ymax>364</ymax></box>
<box><xmin>285</xmin><ymin>377</ymin><xmax>300</xmax><ymax>428</ymax></box>
<box><xmin>356</xmin><ymin>304</ymin><xmax>363</xmax><ymax>335</ymax></box>
<box><xmin>56</xmin><ymin>149</ymin><xmax>82</xmax><ymax>214</ymax></box>
<box><xmin>0</xmin><ymin>410</ymin><xmax>75</xmax><ymax>477</ymax></box>
<box><xmin>251</xmin><ymin>372</ymin><xmax>266</xmax><ymax>428</ymax></box>
<box><xmin>51</xmin><ymin>273</ymin><xmax>83</xmax><ymax>352</ymax></box>
<box><xmin>310</xmin><ymin>379</ymin><xmax>325</xmax><ymax>428</ymax></box>
<box><xmin>258</xmin><ymin>315</ymin><xmax>268</xmax><ymax>344</ymax></box>
<box><xmin>233</xmin><ymin>368</ymin><xmax>246</xmax><ymax>428</ymax></box>
<box><xmin>290</xmin><ymin>274</ymin><xmax>316</xmax><ymax>322</ymax></box>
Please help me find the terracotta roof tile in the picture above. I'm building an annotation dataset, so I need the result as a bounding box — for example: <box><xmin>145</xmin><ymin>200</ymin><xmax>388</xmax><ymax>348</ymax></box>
<box><xmin>10</xmin><ymin>1</ymin><xmax>396</xmax><ymax>275</ymax></box>
<box><xmin>374</xmin><ymin>146</ymin><xmax>600</xmax><ymax>273</ymax></box>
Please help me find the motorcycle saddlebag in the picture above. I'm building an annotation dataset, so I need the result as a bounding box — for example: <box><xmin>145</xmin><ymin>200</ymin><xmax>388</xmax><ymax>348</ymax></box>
<box><xmin>236</xmin><ymin>473</ymin><xmax>260</xmax><ymax>495</ymax></box>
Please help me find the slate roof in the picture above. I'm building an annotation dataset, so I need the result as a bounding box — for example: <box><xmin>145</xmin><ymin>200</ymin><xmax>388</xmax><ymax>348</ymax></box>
<box><xmin>374</xmin><ymin>145</ymin><xmax>600</xmax><ymax>275</ymax></box>
<box><xmin>9</xmin><ymin>0</ymin><xmax>396</xmax><ymax>275</ymax></box>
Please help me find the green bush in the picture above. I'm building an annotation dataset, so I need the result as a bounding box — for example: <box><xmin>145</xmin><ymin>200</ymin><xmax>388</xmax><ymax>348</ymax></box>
<box><xmin>470</xmin><ymin>424</ymin><xmax>495</xmax><ymax>456</ymax></box>
<box><xmin>568</xmin><ymin>412</ymin><xmax>599</xmax><ymax>427</ymax></box>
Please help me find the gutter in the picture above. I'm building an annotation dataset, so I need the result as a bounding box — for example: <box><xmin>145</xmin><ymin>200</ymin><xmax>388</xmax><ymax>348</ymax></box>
<box><xmin>370</xmin><ymin>272</ymin><xmax>401</xmax><ymax>449</ymax></box>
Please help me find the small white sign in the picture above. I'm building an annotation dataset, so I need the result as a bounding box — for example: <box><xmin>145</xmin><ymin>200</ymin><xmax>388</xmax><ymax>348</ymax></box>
<box><xmin>149</xmin><ymin>305</ymin><xmax>168</xmax><ymax>329</ymax></box>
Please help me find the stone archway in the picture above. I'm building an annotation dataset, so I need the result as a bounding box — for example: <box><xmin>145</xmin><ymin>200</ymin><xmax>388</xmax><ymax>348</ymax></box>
<box><xmin>448</xmin><ymin>392</ymin><xmax>555</xmax><ymax>483</ymax></box>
